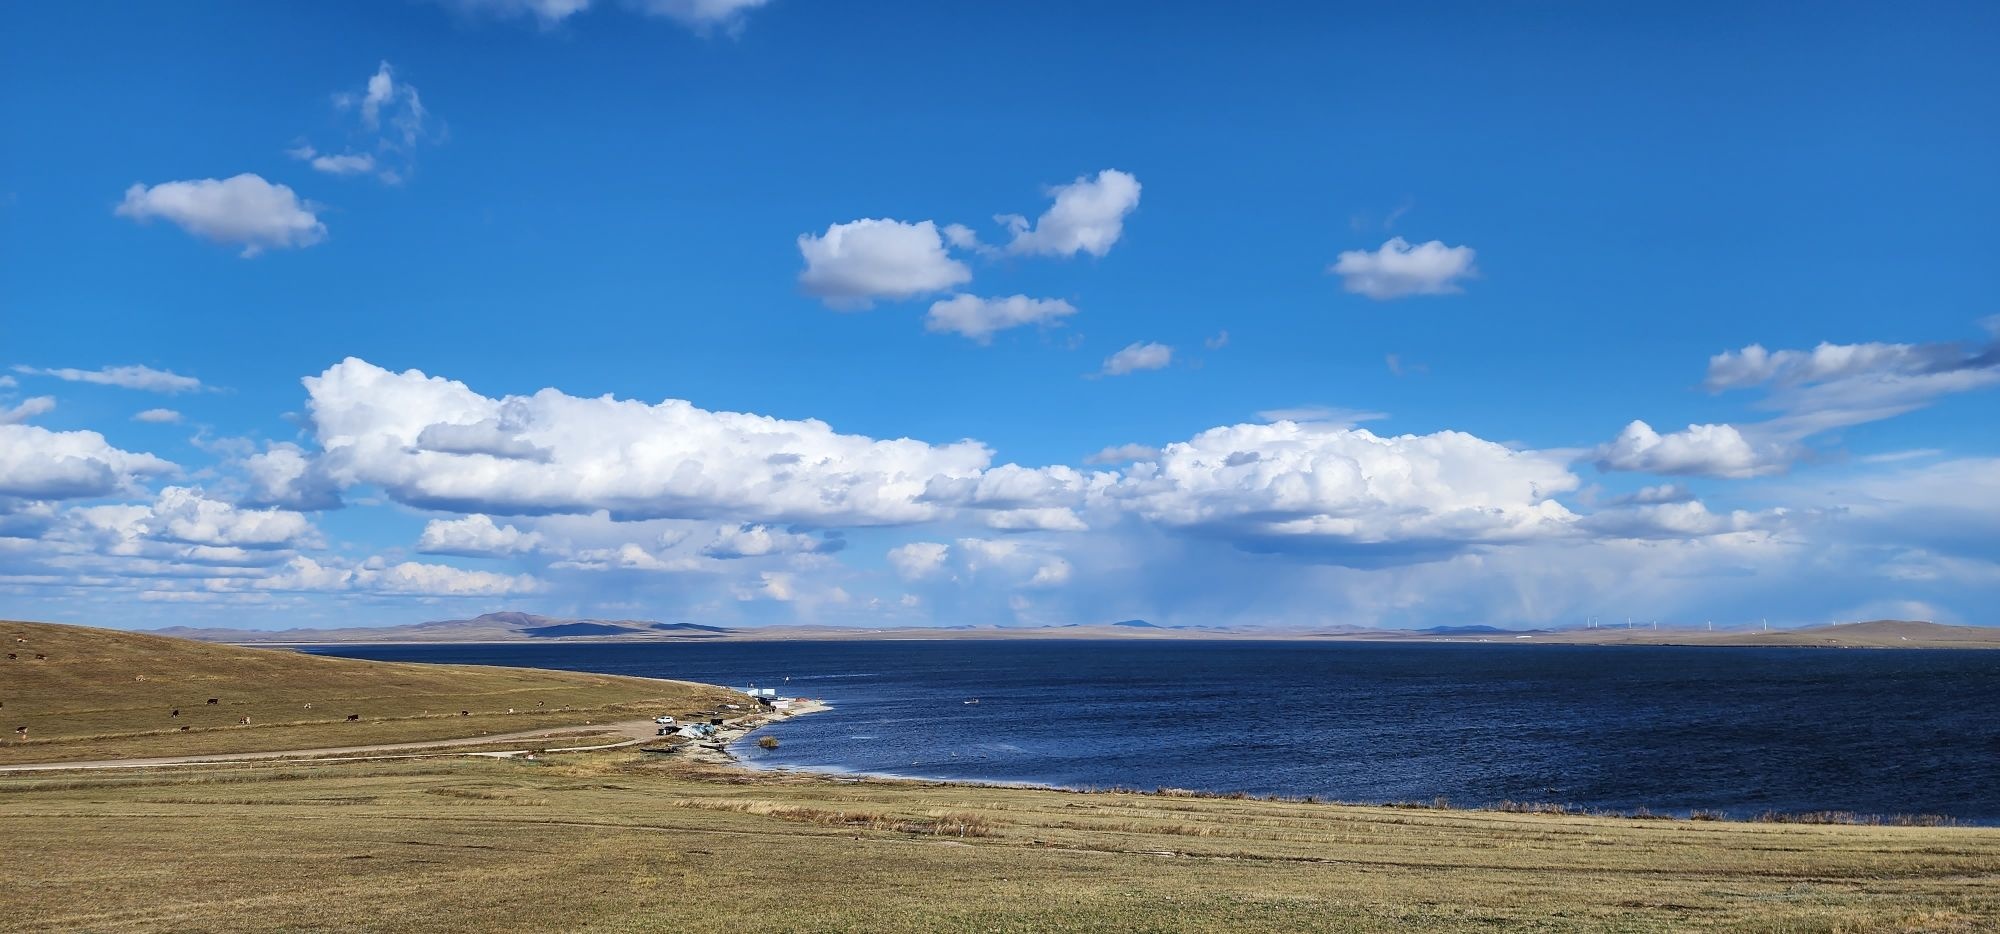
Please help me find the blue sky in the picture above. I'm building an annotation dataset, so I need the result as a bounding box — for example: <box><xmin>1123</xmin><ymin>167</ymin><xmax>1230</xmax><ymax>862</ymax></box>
<box><xmin>2</xmin><ymin>0</ymin><xmax>1996</xmax><ymax>631</ymax></box>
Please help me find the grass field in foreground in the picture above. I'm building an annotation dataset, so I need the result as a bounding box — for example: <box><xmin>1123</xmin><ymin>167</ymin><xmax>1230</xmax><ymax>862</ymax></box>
<box><xmin>2</xmin><ymin>751</ymin><xmax>1996</xmax><ymax>933</ymax></box>
<box><xmin>0</xmin><ymin>620</ymin><xmax>739</xmax><ymax>764</ymax></box>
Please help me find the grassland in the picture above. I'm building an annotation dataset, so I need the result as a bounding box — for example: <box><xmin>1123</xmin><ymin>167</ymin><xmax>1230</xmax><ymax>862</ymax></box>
<box><xmin>2</xmin><ymin>751</ymin><xmax>1997</xmax><ymax>933</ymax></box>
<box><xmin>4</xmin><ymin>619</ymin><xmax>1997</xmax><ymax>932</ymax></box>
<box><xmin>0</xmin><ymin>620</ymin><xmax>740</xmax><ymax>764</ymax></box>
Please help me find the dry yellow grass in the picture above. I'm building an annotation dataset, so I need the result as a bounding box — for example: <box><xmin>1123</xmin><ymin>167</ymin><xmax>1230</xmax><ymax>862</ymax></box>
<box><xmin>1</xmin><ymin>752</ymin><xmax>1996</xmax><ymax>932</ymax></box>
<box><xmin>3</xmin><ymin>619</ymin><xmax>1995</xmax><ymax>932</ymax></box>
<box><xmin>0</xmin><ymin>620</ymin><xmax>739</xmax><ymax>764</ymax></box>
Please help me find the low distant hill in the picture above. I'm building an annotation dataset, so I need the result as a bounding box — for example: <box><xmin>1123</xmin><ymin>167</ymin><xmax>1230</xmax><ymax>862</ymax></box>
<box><xmin>1500</xmin><ymin>619</ymin><xmax>2000</xmax><ymax>649</ymax></box>
<box><xmin>1415</xmin><ymin>624</ymin><xmax>1548</xmax><ymax>635</ymax></box>
<box><xmin>145</xmin><ymin>613</ymin><xmax>1996</xmax><ymax>648</ymax></box>
<box><xmin>153</xmin><ymin>611</ymin><xmax>738</xmax><ymax>645</ymax></box>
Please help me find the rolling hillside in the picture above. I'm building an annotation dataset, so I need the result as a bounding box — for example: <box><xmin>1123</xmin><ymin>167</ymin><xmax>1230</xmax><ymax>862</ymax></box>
<box><xmin>0</xmin><ymin>619</ymin><xmax>741</xmax><ymax>764</ymax></box>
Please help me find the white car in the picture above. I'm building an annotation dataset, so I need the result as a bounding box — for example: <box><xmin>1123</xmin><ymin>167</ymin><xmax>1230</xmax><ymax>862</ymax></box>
<box><xmin>652</xmin><ymin>716</ymin><xmax>676</xmax><ymax>725</ymax></box>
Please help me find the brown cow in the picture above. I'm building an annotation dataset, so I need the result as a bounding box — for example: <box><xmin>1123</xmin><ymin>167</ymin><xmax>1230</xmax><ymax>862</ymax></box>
<box><xmin>179</xmin><ymin>726</ymin><xmax>190</xmax><ymax>732</ymax></box>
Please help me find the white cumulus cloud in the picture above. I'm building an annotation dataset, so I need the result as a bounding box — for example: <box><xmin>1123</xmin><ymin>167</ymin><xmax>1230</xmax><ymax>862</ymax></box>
<box><xmin>143</xmin><ymin>486</ymin><xmax>319</xmax><ymax>549</ymax></box>
<box><xmin>290</xmin><ymin>147</ymin><xmax>377</xmax><ymax>177</ymax></box>
<box><xmin>116</xmin><ymin>174</ymin><xmax>326</xmax><ymax>256</ymax></box>
<box><xmin>1103</xmin><ymin>422</ymin><xmax>1578</xmax><ymax>558</ymax></box>
<box><xmin>1593</xmin><ymin>421</ymin><xmax>1788</xmax><ymax>479</ymax></box>
<box><xmin>1101</xmin><ymin>342</ymin><xmax>1173</xmax><ymax>376</ymax></box>
<box><xmin>798</xmin><ymin>219</ymin><xmax>972</xmax><ymax>307</ymax></box>
<box><xmin>250</xmin><ymin>555</ymin><xmax>543</xmax><ymax>596</ymax></box>
<box><xmin>1329</xmin><ymin>237</ymin><xmax>1477</xmax><ymax>299</ymax></box>
<box><xmin>1000</xmin><ymin>169</ymin><xmax>1142</xmax><ymax>258</ymax></box>
<box><xmin>302</xmin><ymin>357</ymin><xmax>994</xmax><ymax>525</ymax></box>
<box><xmin>0</xmin><ymin>424</ymin><xmax>175</xmax><ymax>500</ymax></box>
<box><xmin>887</xmin><ymin>541</ymin><xmax>949</xmax><ymax>580</ymax></box>
<box><xmin>417</xmin><ymin>514</ymin><xmax>545</xmax><ymax>557</ymax></box>
<box><xmin>700</xmin><ymin>523</ymin><xmax>840</xmax><ymax>559</ymax></box>
<box><xmin>133</xmin><ymin>408</ymin><xmax>183</xmax><ymax>424</ymax></box>
<box><xmin>925</xmin><ymin>294</ymin><xmax>1077</xmax><ymax>343</ymax></box>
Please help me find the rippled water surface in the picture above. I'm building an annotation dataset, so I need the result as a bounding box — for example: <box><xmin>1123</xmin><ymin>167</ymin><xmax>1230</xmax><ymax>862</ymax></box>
<box><xmin>309</xmin><ymin>640</ymin><xmax>2000</xmax><ymax>820</ymax></box>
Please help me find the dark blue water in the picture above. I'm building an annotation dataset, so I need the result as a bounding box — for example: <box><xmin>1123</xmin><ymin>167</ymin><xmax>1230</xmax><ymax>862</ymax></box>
<box><xmin>306</xmin><ymin>641</ymin><xmax>2000</xmax><ymax>821</ymax></box>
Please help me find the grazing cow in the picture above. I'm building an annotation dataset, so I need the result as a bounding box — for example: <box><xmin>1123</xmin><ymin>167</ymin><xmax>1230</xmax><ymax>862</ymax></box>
<box><xmin>303</xmin><ymin>703</ymin><xmax>313</xmax><ymax>710</ymax></box>
<box><xmin>460</xmin><ymin>710</ymin><xmax>470</xmax><ymax>717</ymax></box>
<box><xmin>206</xmin><ymin>698</ymin><xmax>219</xmax><ymax>705</ymax></box>
<box><xmin>238</xmin><ymin>716</ymin><xmax>251</xmax><ymax>725</ymax></box>
<box><xmin>33</xmin><ymin>654</ymin><xmax>45</xmax><ymax>660</ymax></box>
<box><xmin>179</xmin><ymin>726</ymin><xmax>190</xmax><ymax>732</ymax></box>
<box><xmin>14</xmin><ymin>726</ymin><xmax>26</xmax><ymax>738</ymax></box>
<box><xmin>346</xmin><ymin>714</ymin><xmax>360</xmax><ymax>721</ymax></box>
<box><xmin>171</xmin><ymin>709</ymin><xmax>180</xmax><ymax>717</ymax></box>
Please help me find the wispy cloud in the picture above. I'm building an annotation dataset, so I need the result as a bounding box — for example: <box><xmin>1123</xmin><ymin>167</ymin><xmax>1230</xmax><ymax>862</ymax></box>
<box><xmin>13</xmin><ymin>365</ymin><xmax>203</xmax><ymax>394</ymax></box>
<box><xmin>1101</xmin><ymin>341</ymin><xmax>1173</xmax><ymax>376</ymax></box>
<box><xmin>294</xmin><ymin>62</ymin><xmax>440</xmax><ymax>185</ymax></box>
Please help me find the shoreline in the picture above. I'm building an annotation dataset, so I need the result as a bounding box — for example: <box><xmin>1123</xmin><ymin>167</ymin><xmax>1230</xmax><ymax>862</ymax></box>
<box><xmin>666</xmin><ymin>698</ymin><xmax>832</xmax><ymax>767</ymax></box>
<box><xmin>728</xmin><ymin>753</ymin><xmax>1991</xmax><ymax>829</ymax></box>
<box><xmin>250</xmin><ymin>633</ymin><xmax>2000</xmax><ymax>651</ymax></box>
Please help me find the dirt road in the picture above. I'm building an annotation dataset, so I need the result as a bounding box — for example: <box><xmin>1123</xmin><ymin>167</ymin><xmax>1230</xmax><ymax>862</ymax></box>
<box><xmin>0</xmin><ymin>719</ymin><xmax>660</xmax><ymax>772</ymax></box>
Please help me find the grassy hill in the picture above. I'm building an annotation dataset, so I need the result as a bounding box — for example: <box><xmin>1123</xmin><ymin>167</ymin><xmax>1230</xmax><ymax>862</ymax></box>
<box><xmin>0</xmin><ymin>619</ymin><xmax>741</xmax><ymax>764</ymax></box>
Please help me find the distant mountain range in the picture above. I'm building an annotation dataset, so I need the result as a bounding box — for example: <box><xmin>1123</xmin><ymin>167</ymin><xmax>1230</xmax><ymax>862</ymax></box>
<box><xmin>145</xmin><ymin>613</ymin><xmax>1997</xmax><ymax>649</ymax></box>
<box><xmin>1414</xmin><ymin>624</ymin><xmax>1549</xmax><ymax>635</ymax></box>
<box><xmin>152</xmin><ymin>611</ymin><xmax>737</xmax><ymax>644</ymax></box>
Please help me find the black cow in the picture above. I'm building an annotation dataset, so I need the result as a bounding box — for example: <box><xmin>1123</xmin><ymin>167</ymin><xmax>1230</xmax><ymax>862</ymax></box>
<box><xmin>171</xmin><ymin>709</ymin><xmax>180</xmax><ymax>717</ymax></box>
<box><xmin>346</xmin><ymin>714</ymin><xmax>361</xmax><ymax>721</ymax></box>
<box><xmin>206</xmin><ymin>698</ymin><xmax>219</xmax><ymax>705</ymax></box>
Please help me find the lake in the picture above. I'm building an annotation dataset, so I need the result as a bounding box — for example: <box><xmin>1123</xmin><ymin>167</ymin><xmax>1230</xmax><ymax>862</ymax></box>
<box><xmin>307</xmin><ymin>640</ymin><xmax>2000</xmax><ymax>821</ymax></box>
